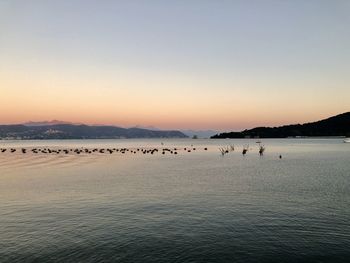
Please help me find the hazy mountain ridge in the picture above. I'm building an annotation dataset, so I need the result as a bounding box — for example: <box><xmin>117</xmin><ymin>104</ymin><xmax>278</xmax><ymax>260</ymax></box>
<box><xmin>0</xmin><ymin>124</ymin><xmax>187</xmax><ymax>139</ymax></box>
<box><xmin>181</xmin><ymin>130</ymin><xmax>219</xmax><ymax>139</ymax></box>
<box><xmin>211</xmin><ymin>112</ymin><xmax>350</xmax><ymax>138</ymax></box>
<box><xmin>130</xmin><ymin>126</ymin><xmax>219</xmax><ymax>138</ymax></box>
<box><xmin>23</xmin><ymin>120</ymin><xmax>75</xmax><ymax>126</ymax></box>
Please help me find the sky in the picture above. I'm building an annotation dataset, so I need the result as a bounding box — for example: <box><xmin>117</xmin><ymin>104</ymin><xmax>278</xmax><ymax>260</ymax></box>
<box><xmin>1</xmin><ymin>0</ymin><xmax>349</xmax><ymax>131</ymax></box>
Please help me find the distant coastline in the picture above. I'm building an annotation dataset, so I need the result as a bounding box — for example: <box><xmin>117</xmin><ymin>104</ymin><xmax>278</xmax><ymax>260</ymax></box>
<box><xmin>1</xmin><ymin>112</ymin><xmax>349</xmax><ymax>140</ymax></box>
<box><xmin>0</xmin><ymin>124</ymin><xmax>187</xmax><ymax>140</ymax></box>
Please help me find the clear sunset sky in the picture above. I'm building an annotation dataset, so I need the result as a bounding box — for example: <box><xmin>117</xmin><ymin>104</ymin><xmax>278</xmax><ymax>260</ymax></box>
<box><xmin>1</xmin><ymin>0</ymin><xmax>349</xmax><ymax>131</ymax></box>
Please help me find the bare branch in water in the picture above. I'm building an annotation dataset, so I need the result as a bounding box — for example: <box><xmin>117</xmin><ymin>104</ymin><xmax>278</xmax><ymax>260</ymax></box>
<box><xmin>219</xmin><ymin>146</ymin><xmax>230</xmax><ymax>156</ymax></box>
<box><xmin>259</xmin><ymin>145</ymin><xmax>266</xmax><ymax>156</ymax></box>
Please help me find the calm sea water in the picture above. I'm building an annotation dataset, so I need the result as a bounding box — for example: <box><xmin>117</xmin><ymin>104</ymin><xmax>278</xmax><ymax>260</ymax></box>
<box><xmin>0</xmin><ymin>138</ymin><xmax>349</xmax><ymax>263</ymax></box>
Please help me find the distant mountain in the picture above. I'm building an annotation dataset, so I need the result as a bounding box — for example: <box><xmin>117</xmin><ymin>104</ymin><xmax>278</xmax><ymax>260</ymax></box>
<box><xmin>211</xmin><ymin>112</ymin><xmax>350</xmax><ymax>138</ymax></box>
<box><xmin>0</xmin><ymin>124</ymin><xmax>187</xmax><ymax>139</ymax></box>
<box><xmin>131</xmin><ymin>125</ymin><xmax>162</xmax><ymax>131</ymax></box>
<box><xmin>181</xmin><ymin>129</ymin><xmax>219</xmax><ymax>139</ymax></box>
<box><xmin>130</xmin><ymin>126</ymin><xmax>219</xmax><ymax>139</ymax></box>
<box><xmin>23</xmin><ymin>120</ymin><xmax>75</xmax><ymax>126</ymax></box>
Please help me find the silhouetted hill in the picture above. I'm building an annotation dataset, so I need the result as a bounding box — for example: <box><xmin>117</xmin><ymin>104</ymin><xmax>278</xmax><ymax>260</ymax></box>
<box><xmin>0</xmin><ymin>124</ymin><xmax>187</xmax><ymax>139</ymax></box>
<box><xmin>211</xmin><ymin>112</ymin><xmax>350</xmax><ymax>138</ymax></box>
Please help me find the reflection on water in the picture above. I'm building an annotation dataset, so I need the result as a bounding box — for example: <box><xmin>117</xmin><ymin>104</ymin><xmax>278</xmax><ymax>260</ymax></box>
<box><xmin>0</xmin><ymin>139</ymin><xmax>350</xmax><ymax>262</ymax></box>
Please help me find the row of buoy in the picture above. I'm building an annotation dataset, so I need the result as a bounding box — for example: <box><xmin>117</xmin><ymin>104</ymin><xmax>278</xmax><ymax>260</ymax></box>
<box><xmin>0</xmin><ymin>147</ymin><xmax>209</xmax><ymax>155</ymax></box>
<box><xmin>0</xmin><ymin>146</ymin><xmax>282</xmax><ymax>159</ymax></box>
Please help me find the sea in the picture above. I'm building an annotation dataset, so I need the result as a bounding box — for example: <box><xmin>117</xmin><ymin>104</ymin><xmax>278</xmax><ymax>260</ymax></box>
<box><xmin>0</xmin><ymin>138</ymin><xmax>349</xmax><ymax>262</ymax></box>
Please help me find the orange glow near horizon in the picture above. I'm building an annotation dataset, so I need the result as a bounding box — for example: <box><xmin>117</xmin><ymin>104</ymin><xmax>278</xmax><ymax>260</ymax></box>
<box><xmin>1</xmin><ymin>64</ymin><xmax>348</xmax><ymax>131</ymax></box>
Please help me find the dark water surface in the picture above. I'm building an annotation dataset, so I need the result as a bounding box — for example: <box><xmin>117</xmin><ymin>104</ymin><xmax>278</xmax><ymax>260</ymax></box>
<box><xmin>0</xmin><ymin>139</ymin><xmax>349</xmax><ymax>262</ymax></box>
